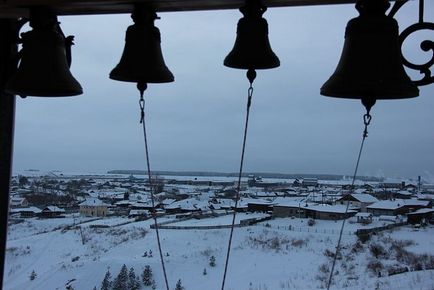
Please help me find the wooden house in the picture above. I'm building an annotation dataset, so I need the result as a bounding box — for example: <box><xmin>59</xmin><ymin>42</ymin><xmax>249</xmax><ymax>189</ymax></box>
<box><xmin>79</xmin><ymin>198</ymin><xmax>109</xmax><ymax>217</ymax></box>
<box><xmin>336</xmin><ymin>193</ymin><xmax>378</xmax><ymax>212</ymax></box>
<box><xmin>41</xmin><ymin>206</ymin><xmax>65</xmax><ymax>218</ymax></box>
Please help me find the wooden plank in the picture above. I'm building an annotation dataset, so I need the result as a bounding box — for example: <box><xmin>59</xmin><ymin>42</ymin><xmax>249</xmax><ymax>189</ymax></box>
<box><xmin>0</xmin><ymin>0</ymin><xmax>357</xmax><ymax>18</ymax></box>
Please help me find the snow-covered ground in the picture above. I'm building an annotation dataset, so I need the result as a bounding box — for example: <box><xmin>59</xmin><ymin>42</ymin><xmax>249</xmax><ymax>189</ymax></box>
<box><xmin>4</xmin><ymin>215</ymin><xmax>434</xmax><ymax>290</ymax></box>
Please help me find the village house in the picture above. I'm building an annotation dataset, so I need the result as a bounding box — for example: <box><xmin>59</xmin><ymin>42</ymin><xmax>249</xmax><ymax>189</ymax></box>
<box><xmin>302</xmin><ymin>178</ymin><xmax>318</xmax><ymax>187</ymax></box>
<box><xmin>407</xmin><ymin>208</ymin><xmax>434</xmax><ymax>225</ymax></box>
<box><xmin>41</xmin><ymin>206</ymin><xmax>65</xmax><ymax>218</ymax></box>
<box><xmin>9</xmin><ymin>197</ymin><xmax>28</xmax><ymax>208</ymax></box>
<box><xmin>79</xmin><ymin>198</ymin><xmax>109</xmax><ymax>217</ymax></box>
<box><xmin>246</xmin><ymin>198</ymin><xmax>274</xmax><ymax>213</ymax></box>
<box><xmin>305</xmin><ymin>204</ymin><xmax>357</xmax><ymax>220</ymax></box>
<box><xmin>355</xmin><ymin>212</ymin><xmax>373</xmax><ymax>224</ymax></box>
<box><xmin>367</xmin><ymin>199</ymin><xmax>432</xmax><ymax>216</ymax></box>
<box><xmin>394</xmin><ymin>190</ymin><xmax>414</xmax><ymax>199</ymax></box>
<box><xmin>128</xmin><ymin>209</ymin><xmax>148</xmax><ymax>220</ymax></box>
<box><xmin>10</xmin><ymin>206</ymin><xmax>41</xmax><ymax>218</ymax></box>
<box><xmin>367</xmin><ymin>200</ymin><xmax>407</xmax><ymax>216</ymax></box>
<box><xmin>272</xmin><ymin>200</ymin><xmax>306</xmax><ymax>218</ymax></box>
<box><xmin>164</xmin><ymin>198</ymin><xmax>203</xmax><ymax>214</ymax></box>
<box><xmin>336</xmin><ymin>193</ymin><xmax>378</xmax><ymax>212</ymax></box>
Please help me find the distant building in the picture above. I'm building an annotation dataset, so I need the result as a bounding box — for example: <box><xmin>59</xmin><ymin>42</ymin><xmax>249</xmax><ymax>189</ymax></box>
<box><xmin>273</xmin><ymin>201</ymin><xmax>356</xmax><ymax>220</ymax></box>
<box><xmin>128</xmin><ymin>209</ymin><xmax>148</xmax><ymax>220</ymax></box>
<box><xmin>367</xmin><ymin>199</ymin><xmax>431</xmax><ymax>216</ymax></box>
<box><xmin>407</xmin><ymin>208</ymin><xmax>434</xmax><ymax>225</ymax></box>
<box><xmin>10</xmin><ymin>197</ymin><xmax>28</xmax><ymax>208</ymax></box>
<box><xmin>273</xmin><ymin>200</ymin><xmax>306</xmax><ymax>218</ymax></box>
<box><xmin>394</xmin><ymin>190</ymin><xmax>414</xmax><ymax>199</ymax></box>
<box><xmin>247</xmin><ymin>199</ymin><xmax>274</xmax><ymax>213</ymax></box>
<box><xmin>336</xmin><ymin>193</ymin><xmax>378</xmax><ymax>212</ymax></box>
<box><xmin>41</xmin><ymin>206</ymin><xmax>65</xmax><ymax>218</ymax></box>
<box><xmin>367</xmin><ymin>200</ymin><xmax>406</xmax><ymax>216</ymax></box>
<box><xmin>302</xmin><ymin>178</ymin><xmax>318</xmax><ymax>187</ymax></box>
<box><xmin>10</xmin><ymin>206</ymin><xmax>41</xmax><ymax>218</ymax></box>
<box><xmin>79</xmin><ymin>198</ymin><xmax>109</xmax><ymax>217</ymax></box>
<box><xmin>355</xmin><ymin>212</ymin><xmax>373</xmax><ymax>224</ymax></box>
<box><xmin>305</xmin><ymin>205</ymin><xmax>357</xmax><ymax>220</ymax></box>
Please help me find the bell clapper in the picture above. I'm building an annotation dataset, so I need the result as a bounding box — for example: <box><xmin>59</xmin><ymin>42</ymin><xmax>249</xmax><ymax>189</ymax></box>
<box><xmin>137</xmin><ymin>82</ymin><xmax>147</xmax><ymax>124</ymax></box>
<box><xmin>246</xmin><ymin>68</ymin><xmax>256</xmax><ymax>108</ymax></box>
<box><xmin>361</xmin><ymin>97</ymin><xmax>376</xmax><ymax>138</ymax></box>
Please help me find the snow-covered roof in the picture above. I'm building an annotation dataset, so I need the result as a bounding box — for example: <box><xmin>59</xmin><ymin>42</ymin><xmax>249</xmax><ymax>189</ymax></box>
<box><xmin>79</xmin><ymin>198</ymin><xmax>109</xmax><ymax>207</ymax></box>
<box><xmin>417</xmin><ymin>193</ymin><xmax>434</xmax><ymax>200</ymax></box>
<box><xmin>307</xmin><ymin>204</ymin><xmax>356</xmax><ymax>214</ymax></box>
<box><xmin>161</xmin><ymin>198</ymin><xmax>176</xmax><ymax>205</ymax></box>
<box><xmin>355</xmin><ymin>212</ymin><xmax>373</xmax><ymax>217</ymax></box>
<box><xmin>114</xmin><ymin>200</ymin><xmax>132</xmax><ymax>205</ymax></box>
<box><xmin>379</xmin><ymin>215</ymin><xmax>399</xmax><ymax>221</ymax></box>
<box><xmin>165</xmin><ymin>198</ymin><xmax>207</xmax><ymax>210</ymax></box>
<box><xmin>353</xmin><ymin>188</ymin><xmax>367</xmax><ymax>194</ymax></box>
<box><xmin>367</xmin><ymin>200</ymin><xmax>403</xmax><ymax>210</ymax></box>
<box><xmin>274</xmin><ymin>200</ymin><xmax>306</xmax><ymax>208</ymax></box>
<box><xmin>10</xmin><ymin>197</ymin><xmax>26</xmax><ymax>202</ymax></box>
<box><xmin>43</xmin><ymin>206</ymin><xmax>65</xmax><ymax>212</ymax></box>
<box><xmin>129</xmin><ymin>209</ymin><xmax>148</xmax><ymax>216</ymax></box>
<box><xmin>404</xmin><ymin>199</ymin><xmax>430</xmax><ymax>207</ymax></box>
<box><xmin>350</xmin><ymin>193</ymin><xmax>379</xmax><ymax>203</ymax></box>
<box><xmin>407</xmin><ymin>208</ymin><xmax>434</xmax><ymax>215</ymax></box>
<box><xmin>396</xmin><ymin>190</ymin><xmax>413</xmax><ymax>196</ymax></box>
<box><xmin>244</xmin><ymin>198</ymin><xmax>273</xmax><ymax>205</ymax></box>
<box><xmin>367</xmin><ymin>199</ymin><xmax>429</xmax><ymax>210</ymax></box>
<box><xmin>130</xmin><ymin>201</ymin><xmax>153</xmax><ymax>208</ymax></box>
<box><xmin>273</xmin><ymin>197</ymin><xmax>305</xmax><ymax>205</ymax></box>
<box><xmin>251</xmin><ymin>191</ymin><xmax>278</xmax><ymax>197</ymax></box>
<box><xmin>10</xmin><ymin>206</ymin><xmax>41</xmax><ymax>213</ymax></box>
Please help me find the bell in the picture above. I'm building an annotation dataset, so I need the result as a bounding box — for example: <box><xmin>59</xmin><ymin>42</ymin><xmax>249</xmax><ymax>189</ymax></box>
<box><xmin>321</xmin><ymin>0</ymin><xmax>419</xmax><ymax>101</ymax></box>
<box><xmin>110</xmin><ymin>7</ymin><xmax>174</xmax><ymax>84</ymax></box>
<box><xmin>224</xmin><ymin>0</ymin><xmax>280</xmax><ymax>70</ymax></box>
<box><xmin>6</xmin><ymin>9</ymin><xmax>83</xmax><ymax>97</ymax></box>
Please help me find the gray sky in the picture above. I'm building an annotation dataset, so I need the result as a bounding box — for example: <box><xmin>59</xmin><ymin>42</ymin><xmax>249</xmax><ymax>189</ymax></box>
<box><xmin>12</xmin><ymin>2</ymin><xmax>434</xmax><ymax>180</ymax></box>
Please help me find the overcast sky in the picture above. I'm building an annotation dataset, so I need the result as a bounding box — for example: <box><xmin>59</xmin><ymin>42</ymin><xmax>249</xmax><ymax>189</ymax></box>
<box><xmin>12</xmin><ymin>1</ymin><xmax>434</xmax><ymax>180</ymax></box>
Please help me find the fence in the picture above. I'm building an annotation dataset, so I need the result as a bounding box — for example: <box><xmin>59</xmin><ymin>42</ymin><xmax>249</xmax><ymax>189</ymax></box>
<box><xmin>152</xmin><ymin>214</ymin><xmax>271</xmax><ymax>230</ymax></box>
<box><xmin>260</xmin><ymin>223</ymin><xmax>355</xmax><ymax>235</ymax></box>
<box><xmin>154</xmin><ymin>224</ymin><xmax>242</xmax><ymax>230</ymax></box>
<box><xmin>355</xmin><ymin>222</ymin><xmax>407</xmax><ymax>236</ymax></box>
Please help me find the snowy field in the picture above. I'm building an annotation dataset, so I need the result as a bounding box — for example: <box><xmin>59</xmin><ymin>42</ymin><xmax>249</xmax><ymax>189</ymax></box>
<box><xmin>170</xmin><ymin>213</ymin><xmax>268</xmax><ymax>227</ymax></box>
<box><xmin>4</xmin><ymin>215</ymin><xmax>434</xmax><ymax>290</ymax></box>
<box><xmin>7</xmin><ymin>215</ymin><xmax>96</xmax><ymax>241</ymax></box>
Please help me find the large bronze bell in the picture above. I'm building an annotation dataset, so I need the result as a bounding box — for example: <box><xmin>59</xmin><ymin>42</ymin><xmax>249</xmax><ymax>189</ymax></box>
<box><xmin>224</xmin><ymin>0</ymin><xmax>280</xmax><ymax>70</ymax></box>
<box><xmin>110</xmin><ymin>7</ymin><xmax>174</xmax><ymax>84</ymax></box>
<box><xmin>321</xmin><ymin>0</ymin><xmax>419</xmax><ymax>101</ymax></box>
<box><xmin>6</xmin><ymin>8</ymin><xmax>83</xmax><ymax>97</ymax></box>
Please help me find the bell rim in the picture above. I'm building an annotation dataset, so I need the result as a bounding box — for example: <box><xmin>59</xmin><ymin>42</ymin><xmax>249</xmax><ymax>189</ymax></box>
<box><xmin>4</xmin><ymin>88</ymin><xmax>83</xmax><ymax>97</ymax></box>
<box><xmin>109</xmin><ymin>73</ymin><xmax>175</xmax><ymax>84</ymax></box>
<box><xmin>320</xmin><ymin>88</ymin><xmax>419</xmax><ymax>100</ymax></box>
<box><xmin>223</xmin><ymin>59</ymin><xmax>280</xmax><ymax>70</ymax></box>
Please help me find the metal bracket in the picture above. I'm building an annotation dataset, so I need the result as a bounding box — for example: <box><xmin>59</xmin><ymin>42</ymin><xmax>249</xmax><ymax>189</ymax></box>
<box><xmin>390</xmin><ymin>0</ymin><xmax>434</xmax><ymax>86</ymax></box>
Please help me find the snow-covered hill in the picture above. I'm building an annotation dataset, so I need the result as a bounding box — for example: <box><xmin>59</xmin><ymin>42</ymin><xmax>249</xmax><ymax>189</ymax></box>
<box><xmin>5</xmin><ymin>215</ymin><xmax>434</xmax><ymax>290</ymax></box>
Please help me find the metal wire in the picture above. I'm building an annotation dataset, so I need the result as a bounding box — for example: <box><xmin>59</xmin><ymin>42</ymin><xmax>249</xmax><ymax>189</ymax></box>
<box><xmin>138</xmin><ymin>84</ymin><xmax>170</xmax><ymax>290</ymax></box>
<box><xmin>221</xmin><ymin>71</ymin><xmax>255</xmax><ymax>290</ymax></box>
<box><xmin>326</xmin><ymin>112</ymin><xmax>372</xmax><ymax>290</ymax></box>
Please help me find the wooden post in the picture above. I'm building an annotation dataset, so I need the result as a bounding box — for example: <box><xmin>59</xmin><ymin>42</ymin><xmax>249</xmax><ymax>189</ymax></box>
<box><xmin>0</xmin><ymin>19</ymin><xmax>18</xmax><ymax>290</ymax></box>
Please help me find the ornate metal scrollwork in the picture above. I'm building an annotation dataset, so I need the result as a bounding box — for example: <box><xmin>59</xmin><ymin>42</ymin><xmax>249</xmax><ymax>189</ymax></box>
<box><xmin>390</xmin><ymin>0</ymin><xmax>434</xmax><ymax>86</ymax></box>
<box><xmin>399</xmin><ymin>22</ymin><xmax>434</xmax><ymax>86</ymax></box>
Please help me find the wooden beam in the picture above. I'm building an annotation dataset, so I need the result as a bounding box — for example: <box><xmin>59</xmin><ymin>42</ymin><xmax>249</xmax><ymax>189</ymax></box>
<box><xmin>0</xmin><ymin>0</ymin><xmax>357</xmax><ymax>18</ymax></box>
<box><xmin>0</xmin><ymin>19</ymin><xmax>18</xmax><ymax>290</ymax></box>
